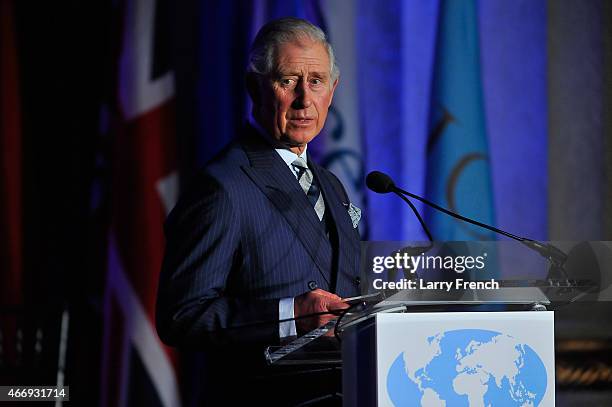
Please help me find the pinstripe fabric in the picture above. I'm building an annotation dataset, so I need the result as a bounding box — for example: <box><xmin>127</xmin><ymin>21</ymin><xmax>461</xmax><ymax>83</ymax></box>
<box><xmin>156</xmin><ymin>125</ymin><xmax>361</xmax><ymax>349</ymax></box>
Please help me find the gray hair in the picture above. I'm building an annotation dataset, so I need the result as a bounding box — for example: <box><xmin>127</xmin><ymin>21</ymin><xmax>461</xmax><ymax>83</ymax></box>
<box><xmin>247</xmin><ymin>17</ymin><xmax>339</xmax><ymax>83</ymax></box>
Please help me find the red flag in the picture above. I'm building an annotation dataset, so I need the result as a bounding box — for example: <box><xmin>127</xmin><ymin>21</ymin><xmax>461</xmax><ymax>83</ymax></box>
<box><xmin>0</xmin><ymin>0</ymin><xmax>23</xmax><ymax>368</ymax></box>
<box><xmin>100</xmin><ymin>0</ymin><xmax>181</xmax><ymax>405</ymax></box>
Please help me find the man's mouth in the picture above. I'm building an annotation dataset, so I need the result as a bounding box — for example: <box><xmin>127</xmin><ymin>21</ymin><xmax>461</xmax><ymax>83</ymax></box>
<box><xmin>289</xmin><ymin>117</ymin><xmax>314</xmax><ymax>126</ymax></box>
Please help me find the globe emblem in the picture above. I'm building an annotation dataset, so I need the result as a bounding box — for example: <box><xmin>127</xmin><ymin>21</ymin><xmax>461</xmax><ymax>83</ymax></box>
<box><xmin>386</xmin><ymin>329</ymin><xmax>547</xmax><ymax>406</ymax></box>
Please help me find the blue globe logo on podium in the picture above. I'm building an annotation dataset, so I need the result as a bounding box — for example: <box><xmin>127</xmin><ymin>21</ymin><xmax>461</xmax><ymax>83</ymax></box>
<box><xmin>387</xmin><ymin>329</ymin><xmax>547</xmax><ymax>406</ymax></box>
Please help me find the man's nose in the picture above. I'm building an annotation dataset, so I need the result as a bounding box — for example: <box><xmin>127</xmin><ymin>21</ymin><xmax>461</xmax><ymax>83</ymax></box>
<box><xmin>293</xmin><ymin>80</ymin><xmax>313</xmax><ymax>108</ymax></box>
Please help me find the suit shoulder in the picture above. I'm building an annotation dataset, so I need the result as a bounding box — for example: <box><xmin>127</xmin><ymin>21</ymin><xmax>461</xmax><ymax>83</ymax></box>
<box><xmin>204</xmin><ymin>141</ymin><xmax>249</xmax><ymax>180</ymax></box>
<box><xmin>167</xmin><ymin>142</ymin><xmax>248</xmax><ymax>223</ymax></box>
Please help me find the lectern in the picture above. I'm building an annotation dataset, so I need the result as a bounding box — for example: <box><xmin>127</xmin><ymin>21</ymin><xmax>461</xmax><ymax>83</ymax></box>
<box><xmin>342</xmin><ymin>309</ymin><xmax>555</xmax><ymax>406</ymax></box>
<box><xmin>265</xmin><ymin>281</ymin><xmax>598</xmax><ymax>406</ymax></box>
<box><xmin>339</xmin><ymin>282</ymin><xmax>577</xmax><ymax>406</ymax></box>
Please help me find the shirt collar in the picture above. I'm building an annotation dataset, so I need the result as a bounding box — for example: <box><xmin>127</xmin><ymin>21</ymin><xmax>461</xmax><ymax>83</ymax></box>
<box><xmin>276</xmin><ymin>145</ymin><xmax>308</xmax><ymax>167</ymax></box>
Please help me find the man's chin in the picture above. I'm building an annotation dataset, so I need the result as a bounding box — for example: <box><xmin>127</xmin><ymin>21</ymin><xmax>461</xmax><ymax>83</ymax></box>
<box><xmin>281</xmin><ymin>130</ymin><xmax>318</xmax><ymax>147</ymax></box>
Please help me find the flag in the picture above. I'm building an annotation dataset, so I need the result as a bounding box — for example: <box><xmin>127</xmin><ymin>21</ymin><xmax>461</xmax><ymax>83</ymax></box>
<box><xmin>100</xmin><ymin>0</ymin><xmax>181</xmax><ymax>406</ymax></box>
<box><xmin>0</xmin><ymin>0</ymin><xmax>23</xmax><ymax>368</ymax></box>
<box><xmin>425</xmin><ymin>0</ymin><xmax>496</xmax><ymax>241</ymax></box>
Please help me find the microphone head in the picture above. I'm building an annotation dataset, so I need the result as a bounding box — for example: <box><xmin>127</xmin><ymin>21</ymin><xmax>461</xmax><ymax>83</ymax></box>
<box><xmin>366</xmin><ymin>171</ymin><xmax>396</xmax><ymax>194</ymax></box>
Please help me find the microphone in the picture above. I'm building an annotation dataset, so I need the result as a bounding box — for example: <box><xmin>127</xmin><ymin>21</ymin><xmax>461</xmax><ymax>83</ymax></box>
<box><xmin>366</xmin><ymin>171</ymin><xmax>396</xmax><ymax>194</ymax></box>
<box><xmin>367</xmin><ymin>171</ymin><xmax>433</xmax><ymax>242</ymax></box>
<box><xmin>366</xmin><ymin>171</ymin><xmax>568</xmax><ymax>267</ymax></box>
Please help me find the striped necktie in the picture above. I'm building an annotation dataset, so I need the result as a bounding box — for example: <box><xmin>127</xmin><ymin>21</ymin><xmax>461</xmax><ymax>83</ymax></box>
<box><xmin>291</xmin><ymin>157</ymin><xmax>325</xmax><ymax>221</ymax></box>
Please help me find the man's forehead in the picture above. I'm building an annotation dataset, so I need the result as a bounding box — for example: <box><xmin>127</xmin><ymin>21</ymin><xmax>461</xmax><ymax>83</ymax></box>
<box><xmin>276</xmin><ymin>62</ymin><xmax>330</xmax><ymax>76</ymax></box>
<box><xmin>273</xmin><ymin>40</ymin><xmax>331</xmax><ymax>74</ymax></box>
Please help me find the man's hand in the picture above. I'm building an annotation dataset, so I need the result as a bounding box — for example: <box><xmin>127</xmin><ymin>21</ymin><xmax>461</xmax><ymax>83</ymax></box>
<box><xmin>294</xmin><ymin>289</ymin><xmax>349</xmax><ymax>336</ymax></box>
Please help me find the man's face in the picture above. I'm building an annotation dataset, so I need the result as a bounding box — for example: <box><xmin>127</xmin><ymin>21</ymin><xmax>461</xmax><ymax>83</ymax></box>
<box><xmin>253</xmin><ymin>39</ymin><xmax>338</xmax><ymax>151</ymax></box>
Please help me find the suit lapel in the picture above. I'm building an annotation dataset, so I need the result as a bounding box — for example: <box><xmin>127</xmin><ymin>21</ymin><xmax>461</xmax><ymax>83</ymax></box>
<box><xmin>311</xmin><ymin>163</ymin><xmax>355</xmax><ymax>245</ymax></box>
<box><xmin>239</xmin><ymin>131</ymin><xmax>333</xmax><ymax>284</ymax></box>
<box><xmin>310</xmin><ymin>160</ymin><xmax>361</xmax><ymax>293</ymax></box>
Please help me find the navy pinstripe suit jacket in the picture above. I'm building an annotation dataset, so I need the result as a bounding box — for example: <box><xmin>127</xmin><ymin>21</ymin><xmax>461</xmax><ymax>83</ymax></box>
<box><xmin>156</xmin><ymin>125</ymin><xmax>361</xmax><ymax>349</ymax></box>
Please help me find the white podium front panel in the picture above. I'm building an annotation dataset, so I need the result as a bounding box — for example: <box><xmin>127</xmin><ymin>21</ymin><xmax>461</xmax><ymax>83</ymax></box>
<box><xmin>376</xmin><ymin>311</ymin><xmax>554</xmax><ymax>407</ymax></box>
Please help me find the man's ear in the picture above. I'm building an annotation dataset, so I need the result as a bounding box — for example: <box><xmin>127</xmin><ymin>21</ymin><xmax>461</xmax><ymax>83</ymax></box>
<box><xmin>328</xmin><ymin>76</ymin><xmax>339</xmax><ymax>107</ymax></box>
<box><xmin>246</xmin><ymin>73</ymin><xmax>261</xmax><ymax>106</ymax></box>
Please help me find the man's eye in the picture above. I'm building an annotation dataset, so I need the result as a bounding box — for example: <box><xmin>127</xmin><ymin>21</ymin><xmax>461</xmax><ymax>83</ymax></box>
<box><xmin>310</xmin><ymin>78</ymin><xmax>322</xmax><ymax>85</ymax></box>
<box><xmin>280</xmin><ymin>78</ymin><xmax>295</xmax><ymax>86</ymax></box>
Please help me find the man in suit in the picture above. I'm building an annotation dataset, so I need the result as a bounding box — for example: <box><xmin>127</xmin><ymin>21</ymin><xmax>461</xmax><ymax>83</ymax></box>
<box><xmin>156</xmin><ymin>17</ymin><xmax>361</xmax><ymax>405</ymax></box>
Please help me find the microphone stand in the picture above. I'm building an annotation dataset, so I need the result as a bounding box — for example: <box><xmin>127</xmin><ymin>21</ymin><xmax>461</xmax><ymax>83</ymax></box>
<box><xmin>387</xmin><ymin>191</ymin><xmax>434</xmax><ymax>285</ymax></box>
<box><xmin>389</xmin><ymin>185</ymin><xmax>570</xmax><ymax>281</ymax></box>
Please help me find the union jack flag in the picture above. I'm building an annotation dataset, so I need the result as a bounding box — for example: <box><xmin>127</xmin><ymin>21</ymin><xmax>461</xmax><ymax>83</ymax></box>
<box><xmin>100</xmin><ymin>0</ymin><xmax>181</xmax><ymax>405</ymax></box>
